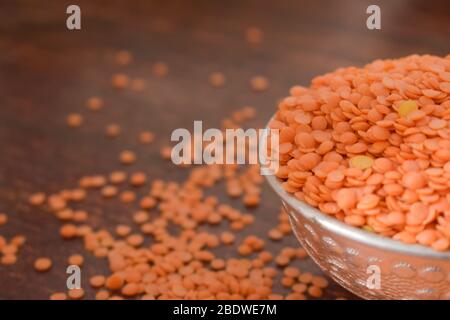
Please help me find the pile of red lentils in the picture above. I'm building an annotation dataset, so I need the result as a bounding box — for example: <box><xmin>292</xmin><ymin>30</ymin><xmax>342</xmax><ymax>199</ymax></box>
<box><xmin>270</xmin><ymin>54</ymin><xmax>450</xmax><ymax>251</ymax></box>
<box><xmin>0</xmin><ymin>35</ymin><xmax>337</xmax><ymax>300</ymax></box>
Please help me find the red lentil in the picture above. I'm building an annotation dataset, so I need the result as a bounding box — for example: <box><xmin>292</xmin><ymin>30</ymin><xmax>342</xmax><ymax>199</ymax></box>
<box><xmin>68</xmin><ymin>288</ymin><xmax>85</xmax><ymax>300</ymax></box>
<box><xmin>1</xmin><ymin>254</ymin><xmax>17</xmax><ymax>265</ymax></box>
<box><xmin>68</xmin><ymin>254</ymin><xmax>84</xmax><ymax>266</ymax></box>
<box><xmin>152</xmin><ymin>62</ymin><xmax>168</xmax><ymax>77</ymax></box>
<box><xmin>109</xmin><ymin>171</ymin><xmax>127</xmax><ymax>184</ymax></box>
<box><xmin>115</xmin><ymin>50</ymin><xmax>133</xmax><ymax>66</ymax></box>
<box><xmin>106</xmin><ymin>124</ymin><xmax>121</xmax><ymax>138</ymax></box>
<box><xmin>66</xmin><ymin>113</ymin><xmax>83</xmax><ymax>128</ymax></box>
<box><xmin>29</xmin><ymin>193</ymin><xmax>46</xmax><ymax>206</ymax></box>
<box><xmin>139</xmin><ymin>131</ymin><xmax>155</xmax><ymax>144</ymax></box>
<box><xmin>50</xmin><ymin>292</ymin><xmax>67</xmax><ymax>300</ymax></box>
<box><xmin>86</xmin><ymin>97</ymin><xmax>103</xmax><ymax>111</ymax></box>
<box><xmin>210</xmin><ymin>72</ymin><xmax>226</xmax><ymax>87</ymax></box>
<box><xmin>111</xmin><ymin>73</ymin><xmax>129</xmax><ymax>89</ymax></box>
<box><xmin>90</xmin><ymin>275</ymin><xmax>106</xmax><ymax>288</ymax></box>
<box><xmin>34</xmin><ymin>257</ymin><xmax>52</xmax><ymax>272</ymax></box>
<box><xmin>245</xmin><ymin>27</ymin><xmax>263</xmax><ymax>44</ymax></box>
<box><xmin>250</xmin><ymin>76</ymin><xmax>269</xmax><ymax>92</ymax></box>
<box><xmin>119</xmin><ymin>150</ymin><xmax>136</xmax><ymax>164</ymax></box>
<box><xmin>0</xmin><ymin>213</ymin><xmax>7</xmax><ymax>226</ymax></box>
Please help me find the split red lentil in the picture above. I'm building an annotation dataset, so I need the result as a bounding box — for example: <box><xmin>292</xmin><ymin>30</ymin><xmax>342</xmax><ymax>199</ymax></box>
<box><xmin>66</xmin><ymin>113</ymin><xmax>83</xmax><ymax>128</ymax></box>
<box><xmin>106</xmin><ymin>124</ymin><xmax>121</xmax><ymax>138</ymax></box>
<box><xmin>0</xmin><ymin>213</ymin><xmax>7</xmax><ymax>226</ymax></box>
<box><xmin>139</xmin><ymin>131</ymin><xmax>155</xmax><ymax>144</ymax></box>
<box><xmin>245</xmin><ymin>27</ymin><xmax>263</xmax><ymax>44</ymax></box>
<box><xmin>115</xmin><ymin>50</ymin><xmax>133</xmax><ymax>66</ymax></box>
<box><xmin>34</xmin><ymin>257</ymin><xmax>52</xmax><ymax>272</ymax></box>
<box><xmin>68</xmin><ymin>254</ymin><xmax>84</xmax><ymax>266</ymax></box>
<box><xmin>86</xmin><ymin>97</ymin><xmax>103</xmax><ymax>111</ymax></box>
<box><xmin>210</xmin><ymin>72</ymin><xmax>226</xmax><ymax>87</ymax></box>
<box><xmin>269</xmin><ymin>54</ymin><xmax>450</xmax><ymax>251</ymax></box>
<box><xmin>250</xmin><ymin>76</ymin><xmax>269</xmax><ymax>92</ymax></box>
<box><xmin>111</xmin><ymin>73</ymin><xmax>129</xmax><ymax>89</ymax></box>
<box><xmin>152</xmin><ymin>62</ymin><xmax>168</xmax><ymax>77</ymax></box>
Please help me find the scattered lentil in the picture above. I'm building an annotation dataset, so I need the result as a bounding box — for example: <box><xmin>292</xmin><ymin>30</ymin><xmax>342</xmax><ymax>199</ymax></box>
<box><xmin>106</xmin><ymin>124</ymin><xmax>121</xmax><ymax>138</ymax></box>
<box><xmin>0</xmin><ymin>213</ymin><xmax>8</xmax><ymax>226</ymax></box>
<box><xmin>115</xmin><ymin>50</ymin><xmax>133</xmax><ymax>66</ymax></box>
<box><xmin>34</xmin><ymin>257</ymin><xmax>52</xmax><ymax>272</ymax></box>
<box><xmin>29</xmin><ymin>193</ymin><xmax>46</xmax><ymax>206</ymax></box>
<box><xmin>152</xmin><ymin>62</ymin><xmax>168</xmax><ymax>77</ymax></box>
<box><xmin>86</xmin><ymin>97</ymin><xmax>103</xmax><ymax>111</ymax></box>
<box><xmin>119</xmin><ymin>150</ymin><xmax>136</xmax><ymax>164</ymax></box>
<box><xmin>250</xmin><ymin>76</ymin><xmax>269</xmax><ymax>92</ymax></box>
<box><xmin>66</xmin><ymin>113</ymin><xmax>83</xmax><ymax>128</ymax></box>
<box><xmin>245</xmin><ymin>27</ymin><xmax>263</xmax><ymax>44</ymax></box>
<box><xmin>50</xmin><ymin>292</ymin><xmax>67</xmax><ymax>300</ymax></box>
<box><xmin>139</xmin><ymin>131</ymin><xmax>155</xmax><ymax>144</ymax></box>
<box><xmin>68</xmin><ymin>288</ymin><xmax>85</xmax><ymax>300</ymax></box>
<box><xmin>68</xmin><ymin>254</ymin><xmax>84</xmax><ymax>266</ymax></box>
<box><xmin>111</xmin><ymin>73</ymin><xmax>129</xmax><ymax>89</ymax></box>
<box><xmin>210</xmin><ymin>72</ymin><xmax>226</xmax><ymax>87</ymax></box>
<box><xmin>90</xmin><ymin>275</ymin><xmax>106</xmax><ymax>288</ymax></box>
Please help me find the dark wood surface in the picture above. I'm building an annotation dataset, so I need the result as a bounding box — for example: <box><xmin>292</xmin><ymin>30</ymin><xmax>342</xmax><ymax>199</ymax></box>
<box><xmin>0</xmin><ymin>0</ymin><xmax>449</xmax><ymax>300</ymax></box>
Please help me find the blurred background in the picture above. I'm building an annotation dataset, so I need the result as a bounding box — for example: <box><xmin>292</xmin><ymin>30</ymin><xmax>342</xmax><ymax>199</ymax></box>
<box><xmin>0</xmin><ymin>0</ymin><xmax>449</xmax><ymax>299</ymax></box>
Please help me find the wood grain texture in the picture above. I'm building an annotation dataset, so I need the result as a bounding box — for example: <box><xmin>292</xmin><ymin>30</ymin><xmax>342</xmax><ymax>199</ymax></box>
<box><xmin>0</xmin><ymin>0</ymin><xmax>448</xmax><ymax>300</ymax></box>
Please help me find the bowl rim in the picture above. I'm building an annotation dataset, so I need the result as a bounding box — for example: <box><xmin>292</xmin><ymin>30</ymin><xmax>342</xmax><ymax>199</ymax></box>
<box><xmin>265</xmin><ymin>160</ymin><xmax>450</xmax><ymax>260</ymax></box>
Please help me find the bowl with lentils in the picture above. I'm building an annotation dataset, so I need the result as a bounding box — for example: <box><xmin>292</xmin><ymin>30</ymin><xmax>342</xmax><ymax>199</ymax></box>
<box><xmin>266</xmin><ymin>54</ymin><xmax>450</xmax><ymax>300</ymax></box>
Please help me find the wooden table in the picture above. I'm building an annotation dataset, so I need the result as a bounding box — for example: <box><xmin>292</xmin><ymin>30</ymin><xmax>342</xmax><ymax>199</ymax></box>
<box><xmin>0</xmin><ymin>0</ymin><xmax>448</xmax><ymax>300</ymax></box>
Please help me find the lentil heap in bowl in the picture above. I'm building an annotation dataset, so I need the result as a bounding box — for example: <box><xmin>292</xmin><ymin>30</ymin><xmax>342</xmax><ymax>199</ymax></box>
<box><xmin>268</xmin><ymin>54</ymin><xmax>450</xmax><ymax>252</ymax></box>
